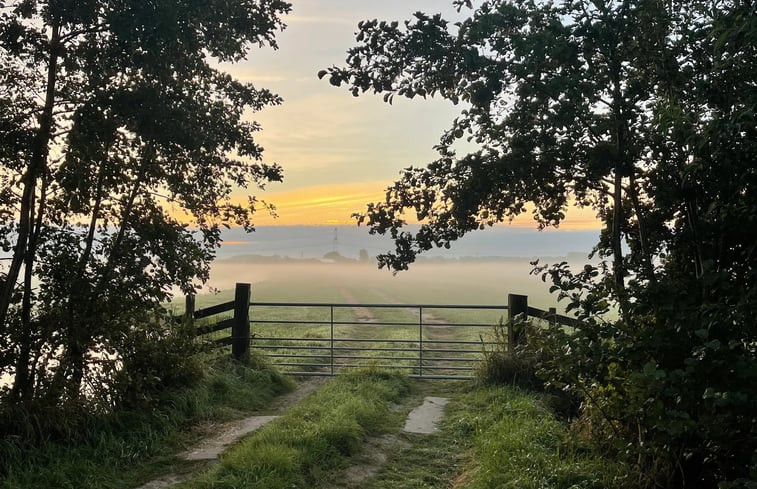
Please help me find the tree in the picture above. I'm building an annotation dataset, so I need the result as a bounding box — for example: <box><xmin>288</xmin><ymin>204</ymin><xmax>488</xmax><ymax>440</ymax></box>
<box><xmin>0</xmin><ymin>0</ymin><xmax>290</xmax><ymax>408</ymax></box>
<box><xmin>321</xmin><ymin>1</ymin><xmax>756</xmax><ymax>486</ymax></box>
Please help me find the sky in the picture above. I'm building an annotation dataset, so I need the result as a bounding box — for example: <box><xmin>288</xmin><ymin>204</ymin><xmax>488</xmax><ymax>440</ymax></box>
<box><xmin>223</xmin><ymin>0</ymin><xmax>601</xmax><ymax>230</ymax></box>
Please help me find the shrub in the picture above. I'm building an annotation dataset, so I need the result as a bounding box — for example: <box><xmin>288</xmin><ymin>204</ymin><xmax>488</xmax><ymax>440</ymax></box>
<box><xmin>476</xmin><ymin>319</ymin><xmax>543</xmax><ymax>390</ymax></box>
<box><xmin>524</xmin><ymin>278</ymin><xmax>757</xmax><ymax>488</ymax></box>
<box><xmin>111</xmin><ymin>316</ymin><xmax>205</xmax><ymax>409</ymax></box>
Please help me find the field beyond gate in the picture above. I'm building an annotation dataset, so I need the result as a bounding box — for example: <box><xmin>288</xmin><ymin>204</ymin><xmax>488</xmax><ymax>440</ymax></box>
<box><xmin>184</xmin><ymin>283</ymin><xmax>574</xmax><ymax>380</ymax></box>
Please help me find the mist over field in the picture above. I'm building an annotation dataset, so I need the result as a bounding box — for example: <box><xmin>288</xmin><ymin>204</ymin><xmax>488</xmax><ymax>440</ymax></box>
<box><xmin>189</xmin><ymin>225</ymin><xmax>602</xmax><ymax>313</ymax></box>
<box><xmin>217</xmin><ymin>225</ymin><xmax>599</xmax><ymax>261</ymax></box>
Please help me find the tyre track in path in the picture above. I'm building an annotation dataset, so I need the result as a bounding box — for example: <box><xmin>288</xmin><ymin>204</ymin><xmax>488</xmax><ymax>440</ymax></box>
<box><xmin>135</xmin><ymin>376</ymin><xmax>329</xmax><ymax>489</ymax></box>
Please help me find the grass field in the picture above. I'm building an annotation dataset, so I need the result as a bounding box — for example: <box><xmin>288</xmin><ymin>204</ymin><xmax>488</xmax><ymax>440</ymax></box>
<box><xmin>178</xmin><ymin>260</ymin><xmax>563</xmax><ymax>377</ymax></box>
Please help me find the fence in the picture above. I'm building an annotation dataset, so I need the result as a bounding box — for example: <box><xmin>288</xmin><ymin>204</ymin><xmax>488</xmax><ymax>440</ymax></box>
<box><xmin>185</xmin><ymin>283</ymin><xmax>577</xmax><ymax>380</ymax></box>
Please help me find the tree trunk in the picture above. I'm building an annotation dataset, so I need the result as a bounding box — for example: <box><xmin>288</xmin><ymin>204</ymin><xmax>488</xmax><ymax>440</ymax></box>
<box><xmin>11</xmin><ymin>173</ymin><xmax>49</xmax><ymax>402</ymax></box>
<box><xmin>58</xmin><ymin>163</ymin><xmax>109</xmax><ymax>403</ymax></box>
<box><xmin>56</xmin><ymin>159</ymin><xmax>148</xmax><ymax>403</ymax></box>
<box><xmin>611</xmin><ymin>77</ymin><xmax>626</xmax><ymax>300</ymax></box>
<box><xmin>0</xmin><ymin>23</ymin><xmax>61</xmax><ymax>331</ymax></box>
<box><xmin>98</xmin><ymin>157</ymin><xmax>149</xmax><ymax>290</ymax></box>
<box><xmin>66</xmin><ymin>161</ymin><xmax>108</xmax><ymax>357</ymax></box>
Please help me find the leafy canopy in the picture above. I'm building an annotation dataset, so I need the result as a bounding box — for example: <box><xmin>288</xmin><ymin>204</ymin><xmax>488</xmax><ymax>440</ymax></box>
<box><xmin>322</xmin><ymin>0</ymin><xmax>757</xmax><ymax>486</ymax></box>
<box><xmin>0</xmin><ymin>0</ymin><xmax>290</xmax><ymax>411</ymax></box>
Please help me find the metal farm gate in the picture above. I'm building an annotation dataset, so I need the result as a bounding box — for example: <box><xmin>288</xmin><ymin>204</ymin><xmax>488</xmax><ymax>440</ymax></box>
<box><xmin>187</xmin><ymin>283</ymin><xmax>571</xmax><ymax>380</ymax></box>
<box><xmin>247</xmin><ymin>301</ymin><xmax>507</xmax><ymax>380</ymax></box>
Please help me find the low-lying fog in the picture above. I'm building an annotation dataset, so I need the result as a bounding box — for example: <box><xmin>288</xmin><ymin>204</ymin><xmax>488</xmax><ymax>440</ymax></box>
<box><xmin>194</xmin><ymin>256</ymin><xmax>595</xmax><ymax>313</ymax></box>
<box><xmin>186</xmin><ymin>225</ymin><xmax>601</xmax><ymax>313</ymax></box>
<box><xmin>0</xmin><ymin>225</ymin><xmax>598</xmax><ymax>312</ymax></box>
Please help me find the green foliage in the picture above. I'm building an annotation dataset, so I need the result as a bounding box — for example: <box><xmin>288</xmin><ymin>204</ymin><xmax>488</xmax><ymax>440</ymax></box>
<box><xmin>525</xmin><ymin>286</ymin><xmax>757</xmax><ymax>487</ymax></box>
<box><xmin>0</xmin><ymin>0</ymin><xmax>291</xmax><ymax>420</ymax></box>
<box><xmin>0</xmin><ymin>357</ymin><xmax>293</xmax><ymax>489</ymax></box>
<box><xmin>452</xmin><ymin>386</ymin><xmax>632</xmax><ymax>489</ymax></box>
<box><xmin>323</xmin><ymin>0</ymin><xmax>757</xmax><ymax>486</ymax></box>
<box><xmin>109</xmin><ymin>318</ymin><xmax>206</xmax><ymax>410</ymax></box>
<box><xmin>180</xmin><ymin>369</ymin><xmax>410</xmax><ymax>489</ymax></box>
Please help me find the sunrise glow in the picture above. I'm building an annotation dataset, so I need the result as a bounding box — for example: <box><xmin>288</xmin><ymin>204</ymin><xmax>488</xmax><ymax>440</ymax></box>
<box><xmin>241</xmin><ymin>182</ymin><xmax>602</xmax><ymax>230</ymax></box>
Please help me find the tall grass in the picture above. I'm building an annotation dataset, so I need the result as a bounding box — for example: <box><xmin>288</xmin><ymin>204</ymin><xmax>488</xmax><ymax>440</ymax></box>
<box><xmin>474</xmin><ymin>319</ymin><xmax>545</xmax><ymax>390</ymax></box>
<box><xmin>451</xmin><ymin>386</ymin><xmax>632</xmax><ymax>489</ymax></box>
<box><xmin>0</xmin><ymin>356</ymin><xmax>293</xmax><ymax>489</ymax></box>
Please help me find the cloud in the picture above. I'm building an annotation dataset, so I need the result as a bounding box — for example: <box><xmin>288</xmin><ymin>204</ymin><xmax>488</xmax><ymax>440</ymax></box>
<box><xmin>247</xmin><ymin>90</ymin><xmax>459</xmax><ymax>190</ymax></box>
<box><xmin>285</xmin><ymin>15</ymin><xmax>356</xmax><ymax>26</ymax></box>
<box><xmin>236</xmin><ymin>181</ymin><xmax>602</xmax><ymax>230</ymax></box>
<box><xmin>249</xmin><ymin>181</ymin><xmax>387</xmax><ymax>225</ymax></box>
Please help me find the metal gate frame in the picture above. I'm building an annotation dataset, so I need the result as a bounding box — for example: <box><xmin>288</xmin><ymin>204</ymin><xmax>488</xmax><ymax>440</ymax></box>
<box><xmin>188</xmin><ymin>285</ymin><xmax>563</xmax><ymax>381</ymax></box>
<box><xmin>247</xmin><ymin>302</ymin><xmax>509</xmax><ymax>380</ymax></box>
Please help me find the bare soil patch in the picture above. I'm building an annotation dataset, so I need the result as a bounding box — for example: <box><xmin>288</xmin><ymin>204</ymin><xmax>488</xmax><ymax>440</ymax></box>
<box><xmin>135</xmin><ymin>376</ymin><xmax>328</xmax><ymax>489</ymax></box>
<box><xmin>337</xmin><ymin>434</ymin><xmax>411</xmax><ymax>488</ymax></box>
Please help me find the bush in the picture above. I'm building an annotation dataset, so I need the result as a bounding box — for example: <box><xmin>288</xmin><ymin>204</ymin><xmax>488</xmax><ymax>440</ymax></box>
<box><xmin>476</xmin><ymin>319</ymin><xmax>543</xmax><ymax>390</ymax></box>
<box><xmin>0</xmin><ymin>356</ymin><xmax>293</xmax><ymax>488</ymax></box>
<box><xmin>111</xmin><ymin>317</ymin><xmax>205</xmax><ymax>409</ymax></box>
<box><xmin>524</xmin><ymin>279</ymin><xmax>757</xmax><ymax>488</ymax></box>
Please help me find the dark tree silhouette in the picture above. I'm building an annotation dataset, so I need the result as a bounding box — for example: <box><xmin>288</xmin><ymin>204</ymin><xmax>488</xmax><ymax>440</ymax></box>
<box><xmin>0</xmin><ymin>0</ymin><xmax>290</xmax><ymax>406</ymax></box>
<box><xmin>322</xmin><ymin>1</ymin><xmax>757</xmax><ymax>485</ymax></box>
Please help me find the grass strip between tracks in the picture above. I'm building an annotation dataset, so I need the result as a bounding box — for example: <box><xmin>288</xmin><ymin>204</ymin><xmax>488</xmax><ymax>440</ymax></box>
<box><xmin>178</xmin><ymin>368</ymin><xmax>410</xmax><ymax>489</ymax></box>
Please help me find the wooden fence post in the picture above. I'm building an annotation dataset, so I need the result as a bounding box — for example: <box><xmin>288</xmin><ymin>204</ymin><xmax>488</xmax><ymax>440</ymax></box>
<box><xmin>548</xmin><ymin>307</ymin><xmax>557</xmax><ymax>327</ymax></box>
<box><xmin>184</xmin><ymin>294</ymin><xmax>195</xmax><ymax>323</ymax></box>
<box><xmin>507</xmin><ymin>294</ymin><xmax>528</xmax><ymax>352</ymax></box>
<box><xmin>232</xmin><ymin>283</ymin><xmax>251</xmax><ymax>361</ymax></box>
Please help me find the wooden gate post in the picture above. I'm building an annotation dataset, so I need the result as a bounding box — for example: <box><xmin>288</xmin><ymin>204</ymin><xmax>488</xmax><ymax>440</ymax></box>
<box><xmin>184</xmin><ymin>294</ymin><xmax>195</xmax><ymax>323</ymax></box>
<box><xmin>232</xmin><ymin>283</ymin><xmax>252</xmax><ymax>361</ymax></box>
<box><xmin>507</xmin><ymin>294</ymin><xmax>528</xmax><ymax>352</ymax></box>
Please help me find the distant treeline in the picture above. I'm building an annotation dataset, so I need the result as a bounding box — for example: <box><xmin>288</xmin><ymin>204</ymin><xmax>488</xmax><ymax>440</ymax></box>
<box><xmin>217</xmin><ymin>251</ymin><xmax>596</xmax><ymax>265</ymax></box>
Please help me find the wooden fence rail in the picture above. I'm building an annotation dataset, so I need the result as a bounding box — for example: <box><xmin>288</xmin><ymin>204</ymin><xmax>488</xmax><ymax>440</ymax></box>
<box><xmin>185</xmin><ymin>283</ymin><xmax>251</xmax><ymax>361</ymax></box>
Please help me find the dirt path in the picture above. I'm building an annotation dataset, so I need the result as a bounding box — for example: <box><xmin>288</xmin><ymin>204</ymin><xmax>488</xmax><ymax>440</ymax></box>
<box><xmin>321</xmin><ymin>384</ymin><xmax>453</xmax><ymax>489</ymax></box>
<box><xmin>334</xmin><ymin>434</ymin><xmax>411</xmax><ymax>488</ymax></box>
<box><xmin>268</xmin><ymin>375</ymin><xmax>328</xmax><ymax>412</ymax></box>
<box><xmin>366</xmin><ymin>288</ymin><xmax>460</xmax><ymax>341</ymax></box>
<box><xmin>339</xmin><ymin>287</ymin><xmax>450</xmax><ymax>329</ymax></box>
<box><xmin>135</xmin><ymin>376</ymin><xmax>328</xmax><ymax>489</ymax></box>
<box><xmin>334</xmin><ymin>288</ymin><xmax>478</xmax><ymax>379</ymax></box>
<box><xmin>339</xmin><ymin>287</ymin><xmax>378</xmax><ymax>322</ymax></box>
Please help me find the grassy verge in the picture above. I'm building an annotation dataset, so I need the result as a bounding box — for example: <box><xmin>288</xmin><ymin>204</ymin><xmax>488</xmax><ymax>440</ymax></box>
<box><xmin>363</xmin><ymin>385</ymin><xmax>632</xmax><ymax>489</ymax></box>
<box><xmin>451</xmin><ymin>386</ymin><xmax>632</xmax><ymax>489</ymax></box>
<box><xmin>178</xmin><ymin>369</ymin><xmax>410</xmax><ymax>489</ymax></box>
<box><xmin>0</xmin><ymin>356</ymin><xmax>293</xmax><ymax>489</ymax></box>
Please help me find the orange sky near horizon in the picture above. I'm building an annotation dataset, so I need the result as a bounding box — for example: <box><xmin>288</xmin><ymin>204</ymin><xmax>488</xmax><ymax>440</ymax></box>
<box><xmin>245</xmin><ymin>181</ymin><xmax>602</xmax><ymax>230</ymax></box>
